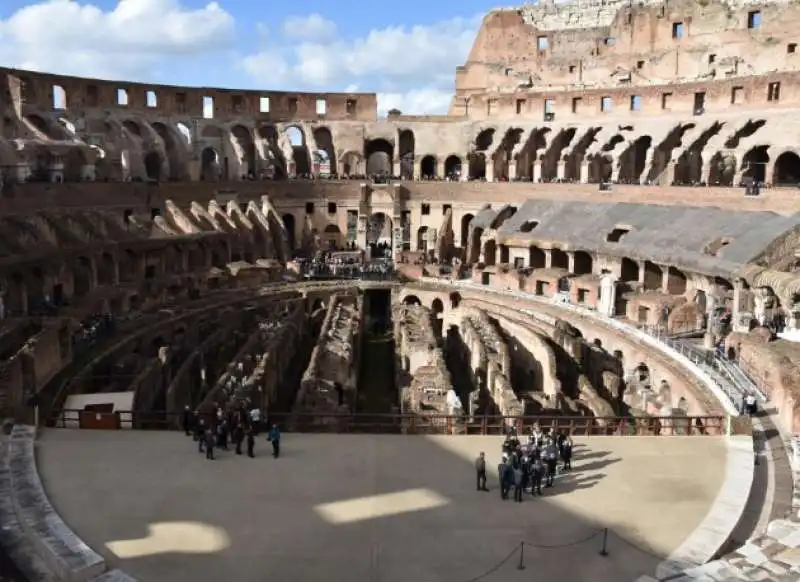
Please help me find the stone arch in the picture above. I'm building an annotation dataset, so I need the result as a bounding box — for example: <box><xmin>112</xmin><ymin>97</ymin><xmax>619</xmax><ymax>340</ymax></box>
<box><xmin>643</xmin><ymin>260</ymin><xmax>663</xmax><ymax>291</ymax></box>
<box><xmin>312</xmin><ymin>127</ymin><xmax>336</xmax><ymax>175</ymax></box>
<box><xmin>551</xmin><ymin>248</ymin><xmax>568</xmax><ymax>270</ymax></box>
<box><xmin>460</xmin><ymin>214</ymin><xmax>474</xmax><ymax>248</ymax></box>
<box><xmin>741</xmin><ymin>145</ymin><xmax>769</xmax><ymax>183</ymax></box>
<box><xmin>516</xmin><ymin>128</ymin><xmax>550</xmax><ymax>180</ymax></box>
<box><xmin>620</xmin><ymin>257</ymin><xmax>638</xmax><ymax>282</ymax></box>
<box><xmin>230</xmin><ymin>125</ymin><xmax>256</xmax><ymax>179</ymax></box>
<box><xmin>151</xmin><ymin>121</ymin><xmax>184</xmax><ymax>181</ymax></box>
<box><xmin>176</xmin><ymin>122</ymin><xmax>192</xmax><ymax>145</ymax></box>
<box><xmin>450</xmin><ymin>292</ymin><xmax>462</xmax><ymax>308</ymax></box>
<box><xmin>323</xmin><ymin>224</ymin><xmax>342</xmax><ymax>248</ymax></box>
<box><xmin>529</xmin><ymin>246</ymin><xmax>546</xmax><ymax>269</ymax></box>
<box><xmin>420</xmin><ymin>155</ymin><xmax>437</xmax><ymax>179</ymax></box>
<box><xmin>122</xmin><ymin>119</ymin><xmax>144</xmax><ymax>138</ymax></box>
<box><xmin>676</xmin><ymin>121</ymin><xmax>725</xmax><ymax>185</ymax></box>
<box><xmin>367</xmin><ymin>212</ymin><xmax>392</xmax><ymax>247</ymax></box>
<box><xmin>444</xmin><ymin>155</ymin><xmax>462</xmax><ymax>179</ymax></box>
<box><xmin>284</xmin><ymin>125</ymin><xmax>310</xmax><ymax>175</ymax></box>
<box><xmin>708</xmin><ymin>151</ymin><xmax>735</xmax><ymax>186</ymax></box>
<box><xmin>339</xmin><ymin>150</ymin><xmax>363</xmax><ymax>177</ymax></box>
<box><xmin>403</xmin><ymin>295</ymin><xmax>422</xmax><ymax>306</ymax></box>
<box><xmin>365</xmin><ymin>138</ymin><xmax>393</xmax><ymax>176</ymax></box>
<box><xmin>468</xmin><ymin>152</ymin><xmax>487</xmax><ymax>180</ymax></box>
<box><xmin>493</xmin><ymin>128</ymin><xmax>525</xmax><ymax>180</ymax></box>
<box><xmin>618</xmin><ymin>136</ymin><xmax>651</xmax><ymax>184</ymax></box>
<box><xmin>666</xmin><ymin>266</ymin><xmax>688</xmax><ymax>295</ymax></box>
<box><xmin>589</xmin><ymin>154</ymin><xmax>612</xmax><ymax>183</ymax></box>
<box><xmin>256</xmin><ymin>125</ymin><xmax>287</xmax><ymax>179</ymax></box>
<box><xmin>431</xmin><ymin>298</ymin><xmax>444</xmax><ymax>313</ymax></box>
<box><xmin>541</xmin><ymin>127</ymin><xmax>576</xmax><ymax>181</ymax></box>
<box><xmin>312</xmin><ymin>298</ymin><xmax>325</xmax><ymax>312</ymax></box>
<box><xmin>573</xmin><ymin>251</ymin><xmax>593</xmax><ymax>275</ymax></box>
<box><xmin>143</xmin><ymin>151</ymin><xmax>162</xmax><ymax>181</ymax></box>
<box><xmin>773</xmin><ymin>151</ymin><xmax>800</xmax><ymax>185</ymax></box>
<box><xmin>398</xmin><ymin>129</ymin><xmax>415</xmax><ymax>179</ymax></box>
<box><xmin>646</xmin><ymin>123</ymin><xmax>694</xmax><ymax>184</ymax></box>
<box><xmin>483</xmin><ymin>239</ymin><xmax>497</xmax><ymax>266</ymax></box>
<box><xmin>282</xmin><ymin>214</ymin><xmax>296</xmax><ymax>251</ymax></box>
<box><xmin>26</xmin><ymin>113</ymin><xmax>52</xmax><ymax>137</ymax></box>
<box><xmin>200</xmin><ymin>147</ymin><xmax>220</xmax><ymax>181</ymax></box>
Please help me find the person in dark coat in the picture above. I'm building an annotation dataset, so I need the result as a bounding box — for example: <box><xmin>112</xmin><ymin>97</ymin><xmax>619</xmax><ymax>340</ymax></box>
<box><xmin>475</xmin><ymin>452</ymin><xmax>488</xmax><ymax>491</ymax></box>
<box><xmin>182</xmin><ymin>405</ymin><xmax>193</xmax><ymax>436</ymax></box>
<box><xmin>233</xmin><ymin>423</ymin><xmax>245</xmax><ymax>455</ymax></box>
<box><xmin>246</xmin><ymin>427</ymin><xmax>255</xmax><ymax>458</ymax></box>
<box><xmin>513</xmin><ymin>466</ymin><xmax>524</xmax><ymax>502</ymax></box>
<box><xmin>204</xmin><ymin>428</ymin><xmax>215</xmax><ymax>460</ymax></box>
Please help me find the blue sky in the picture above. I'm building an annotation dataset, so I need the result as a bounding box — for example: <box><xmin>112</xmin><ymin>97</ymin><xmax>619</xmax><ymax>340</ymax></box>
<box><xmin>0</xmin><ymin>0</ymin><xmax>502</xmax><ymax>114</ymax></box>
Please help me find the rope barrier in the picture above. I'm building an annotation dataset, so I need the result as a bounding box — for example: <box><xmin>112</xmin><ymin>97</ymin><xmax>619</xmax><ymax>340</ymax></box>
<box><xmin>458</xmin><ymin>526</ymin><xmax>669</xmax><ymax>581</ymax></box>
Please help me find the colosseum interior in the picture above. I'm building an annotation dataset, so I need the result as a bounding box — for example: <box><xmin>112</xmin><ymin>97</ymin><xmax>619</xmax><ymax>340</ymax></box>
<box><xmin>1</xmin><ymin>0</ymin><xmax>800</xmax><ymax>581</ymax></box>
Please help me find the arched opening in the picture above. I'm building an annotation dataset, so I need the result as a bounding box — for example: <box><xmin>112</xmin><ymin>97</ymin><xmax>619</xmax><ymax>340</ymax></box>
<box><xmin>151</xmin><ymin>122</ymin><xmax>183</xmax><ymax>180</ymax></box>
<box><xmin>143</xmin><ymin>152</ymin><xmax>162</xmax><ymax>181</ymax></box>
<box><xmin>773</xmin><ymin>151</ymin><xmax>800</xmax><ymax>185</ymax></box>
<box><xmin>620</xmin><ymin>257</ymin><xmax>638</xmax><ymax>282</ymax></box>
<box><xmin>529</xmin><ymin>246</ymin><xmax>546</xmax><ymax>269</ymax></box>
<box><xmin>420</xmin><ymin>155</ymin><xmax>436</xmax><ymax>179</ymax></box>
<box><xmin>499</xmin><ymin>244</ymin><xmax>510</xmax><ymax>264</ymax></box>
<box><xmin>551</xmin><ymin>249</ymin><xmax>568</xmax><ymax>270</ymax></box>
<box><xmin>483</xmin><ymin>240</ymin><xmax>497</xmax><ymax>266</ymax></box>
<box><xmin>62</xmin><ymin>147</ymin><xmax>87</xmax><ymax>182</ymax></box>
<box><xmin>469</xmin><ymin>227</ymin><xmax>484</xmax><ymax>264</ymax></box>
<box><xmin>431</xmin><ymin>297</ymin><xmax>444</xmax><ymax>338</ymax></box>
<box><xmin>417</xmin><ymin>226</ymin><xmax>430</xmax><ymax>253</ymax></box>
<box><xmin>589</xmin><ymin>154</ymin><xmax>612</xmax><ymax>183</ymax></box>
<box><xmin>339</xmin><ymin>151</ymin><xmax>362</xmax><ymax>177</ymax></box>
<box><xmin>708</xmin><ymin>151</ymin><xmax>735</xmax><ymax>186</ymax></box>
<box><xmin>403</xmin><ymin>295</ymin><xmax>422</xmax><ymax>306</ymax></box>
<box><xmin>468</xmin><ymin>153</ymin><xmax>486</xmax><ymax>180</ymax></box>
<box><xmin>365</xmin><ymin>138</ymin><xmax>393</xmax><ymax>177</ymax></box>
<box><xmin>643</xmin><ymin>261</ymin><xmax>663</xmax><ymax>291</ymax></box>
<box><xmin>176</xmin><ymin>122</ymin><xmax>192</xmax><ymax>145</ymax></box>
<box><xmin>398</xmin><ymin>129</ymin><xmax>415</xmax><ymax>179</ymax></box>
<box><xmin>323</xmin><ymin>224</ymin><xmax>342</xmax><ymax>249</ymax></box>
<box><xmin>493</xmin><ymin>128</ymin><xmax>525</xmax><ymax>180</ymax></box>
<box><xmin>573</xmin><ymin>251</ymin><xmax>593</xmax><ymax>275</ymax></box>
<box><xmin>450</xmin><ymin>292</ymin><xmax>462</xmax><ymax>309</ymax></box>
<box><xmin>367</xmin><ymin>212</ymin><xmax>392</xmax><ymax>250</ymax></box>
<box><xmin>286</xmin><ymin>126</ymin><xmax>310</xmax><ymax>176</ymax></box>
<box><xmin>122</xmin><ymin>120</ymin><xmax>142</xmax><ymax>138</ymax></box>
<box><xmin>444</xmin><ymin>155</ymin><xmax>462</xmax><ymax>180</ymax></box>
<box><xmin>282</xmin><ymin>214</ymin><xmax>296</xmax><ymax>251</ymax></box>
<box><xmin>98</xmin><ymin>252</ymin><xmax>116</xmax><ymax>285</ymax></box>
<box><xmin>257</xmin><ymin>125</ymin><xmax>287</xmax><ymax>179</ymax></box>
<box><xmin>741</xmin><ymin>145</ymin><xmax>769</xmax><ymax>184</ymax></box>
<box><xmin>618</xmin><ymin>136</ymin><xmax>651</xmax><ymax>184</ymax></box>
<box><xmin>73</xmin><ymin>256</ymin><xmax>93</xmax><ymax>297</ymax></box>
<box><xmin>312</xmin><ymin>127</ymin><xmax>336</xmax><ymax>175</ymax></box>
<box><xmin>666</xmin><ymin>266</ymin><xmax>688</xmax><ymax>295</ymax></box>
<box><xmin>200</xmin><ymin>147</ymin><xmax>220</xmax><ymax>181</ymax></box>
<box><xmin>230</xmin><ymin>125</ymin><xmax>256</xmax><ymax>179</ymax></box>
<box><xmin>460</xmin><ymin>214</ymin><xmax>474</xmax><ymax>248</ymax></box>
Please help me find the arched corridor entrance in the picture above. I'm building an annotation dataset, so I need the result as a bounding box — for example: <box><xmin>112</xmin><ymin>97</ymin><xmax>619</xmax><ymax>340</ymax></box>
<box><xmin>773</xmin><ymin>151</ymin><xmax>800</xmax><ymax>185</ymax></box>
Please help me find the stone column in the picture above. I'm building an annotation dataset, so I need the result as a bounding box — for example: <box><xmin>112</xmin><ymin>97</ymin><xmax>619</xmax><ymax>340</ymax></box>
<box><xmin>48</xmin><ymin>159</ymin><xmax>65</xmax><ymax>183</ymax></box>
<box><xmin>580</xmin><ymin>161</ymin><xmax>590</xmax><ymax>183</ymax></box>
<box><xmin>661</xmin><ymin>161</ymin><xmax>676</xmax><ymax>186</ymax></box>
<box><xmin>80</xmin><ymin>164</ymin><xmax>96</xmax><ymax>182</ymax></box>
<box><xmin>544</xmin><ymin>249</ymin><xmax>552</xmax><ymax>269</ymax></box>
<box><xmin>662</xmin><ymin>266</ymin><xmax>670</xmax><ymax>294</ymax></box>
<box><xmin>567</xmin><ymin>252</ymin><xmax>575</xmax><ymax>274</ymax></box>
<box><xmin>701</xmin><ymin>155</ymin><xmax>713</xmax><ymax>185</ymax></box>
<box><xmin>485</xmin><ymin>160</ymin><xmax>494</xmax><ymax>183</ymax></box>
<box><xmin>556</xmin><ymin>160</ymin><xmax>566</xmax><ymax>181</ymax></box>
<box><xmin>532</xmin><ymin>161</ymin><xmax>542</xmax><ymax>182</ymax></box>
<box><xmin>508</xmin><ymin>160</ymin><xmax>517</xmax><ymax>180</ymax></box>
<box><xmin>393</xmin><ymin>159</ymin><xmax>401</xmax><ymax>177</ymax></box>
<box><xmin>598</xmin><ymin>274</ymin><xmax>617</xmax><ymax>317</ymax></box>
<box><xmin>413</xmin><ymin>160</ymin><xmax>421</xmax><ymax>180</ymax></box>
<box><xmin>610</xmin><ymin>159</ymin><xmax>621</xmax><ymax>183</ymax></box>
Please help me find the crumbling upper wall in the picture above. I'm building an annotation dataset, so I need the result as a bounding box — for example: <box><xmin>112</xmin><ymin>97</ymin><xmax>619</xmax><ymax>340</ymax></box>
<box><xmin>453</xmin><ymin>0</ymin><xmax>799</xmax><ymax>113</ymax></box>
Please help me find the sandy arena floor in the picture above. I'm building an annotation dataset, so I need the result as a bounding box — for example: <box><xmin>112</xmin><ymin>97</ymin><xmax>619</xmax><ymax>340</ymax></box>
<box><xmin>35</xmin><ymin>430</ymin><xmax>727</xmax><ymax>582</ymax></box>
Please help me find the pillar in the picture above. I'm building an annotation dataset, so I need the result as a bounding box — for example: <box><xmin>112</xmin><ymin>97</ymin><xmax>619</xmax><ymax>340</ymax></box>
<box><xmin>413</xmin><ymin>160</ymin><xmax>421</xmax><ymax>180</ymax></box>
<box><xmin>508</xmin><ymin>160</ymin><xmax>517</xmax><ymax>180</ymax></box>
<box><xmin>598</xmin><ymin>274</ymin><xmax>617</xmax><ymax>317</ymax></box>
<box><xmin>661</xmin><ymin>161</ymin><xmax>676</xmax><ymax>186</ymax></box>
<box><xmin>545</xmin><ymin>248</ymin><xmax>553</xmax><ymax>269</ymax></box>
<box><xmin>80</xmin><ymin>164</ymin><xmax>96</xmax><ymax>182</ymax></box>
<box><xmin>485</xmin><ymin>160</ymin><xmax>494</xmax><ymax>183</ymax></box>
<box><xmin>393</xmin><ymin>159</ymin><xmax>401</xmax><ymax>178</ymax></box>
<box><xmin>532</xmin><ymin>161</ymin><xmax>542</xmax><ymax>183</ymax></box>
<box><xmin>567</xmin><ymin>252</ymin><xmax>575</xmax><ymax>274</ymax></box>
<box><xmin>701</xmin><ymin>155</ymin><xmax>713</xmax><ymax>185</ymax></box>
<box><xmin>610</xmin><ymin>159</ymin><xmax>621</xmax><ymax>183</ymax></box>
<box><xmin>580</xmin><ymin>161</ymin><xmax>590</xmax><ymax>184</ymax></box>
<box><xmin>556</xmin><ymin>160</ymin><xmax>566</xmax><ymax>181</ymax></box>
<box><xmin>48</xmin><ymin>159</ymin><xmax>65</xmax><ymax>183</ymax></box>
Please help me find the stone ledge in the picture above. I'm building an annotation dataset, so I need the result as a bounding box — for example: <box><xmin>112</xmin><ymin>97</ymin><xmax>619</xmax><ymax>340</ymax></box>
<box><xmin>89</xmin><ymin>569</ymin><xmax>140</xmax><ymax>582</ymax></box>
<box><xmin>8</xmin><ymin>425</ymin><xmax>106</xmax><ymax>582</ymax></box>
<box><xmin>654</xmin><ymin>435</ymin><xmax>756</xmax><ymax>579</ymax></box>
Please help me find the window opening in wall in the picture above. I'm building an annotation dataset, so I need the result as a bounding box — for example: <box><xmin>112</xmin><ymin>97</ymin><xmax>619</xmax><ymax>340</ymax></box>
<box><xmin>487</xmin><ymin>99</ymin><xmax>498</xmax><ymax>115</ymax></box>
<box><xmin>572</xmin><ymin>97</ymin><xmax>581</xmax><ymax>113</ymax></box>
<box><xmin>52</xmin><ymin>85</ymin><xmax>66</xmax><ymax>110</ymax></box>
<box><xmin>569</xmin><ymin>65</ymin><xmax>576</xmax><ymax>73</ymax></box>
<box><xmin>630</xmin><ymin>95</ymin><xmax>641</xmax><ymax>111</ymax></box>
<box><xmin>606</xmin><ymin>227</ymin><xmax>630</xmax><ymax>242</ymax></box>
<box><xmin>520</xmin><ymin>220</ymin><xmax>539</xmax><ymax>232</ymax></box>
<box><xmin>604</xmin><ymin>37</ymin><xmax>616</xmax><ymax>45</ymax></box>
<box><xmin>731</xmin><ymin>86</ymin><xmax>744</xmax><ymax>104</ymax></box>
<box><xmin>672</xmin><ymin>22</ymin><xmax>684</xmax><ymax>39</ymax></box>
<box><xmin>421</xmin><ymin>204</ymin><xmax>431</xmax><ymax>215</ymax></box>
<box><xmin>288</xmin><ymin>97</ymin><xmax>298</xmax><ymax>114</ymax></box>
<box><xmin>443</xmin><ymin>204</ymin><xmax>452</xmax><ymax>215</ymax></box>
<box><xmin>146</xmin><ymin>90</ymin><xmax>157</xmax><ymax>107</ymax></box>
<box><xmin>708</xmin><ymin>54</ymin><xmax>716</xmax><ymax>64</ymax></box>
<box><xmin>117</xmin><ymin>88</ymin><xmax>128</xmax><ymax>106</ymax></box>
<box><xmin>693</xmin><ymin>92</ymin><xmax>706</xmax><ymax>115</ymax></box>
<box><xmin>747</xmin><ymin>10</ymin><xmax>761</xmax><ymax>29</ymax></box>
<box><xmin>788</xmin><ymin>43</ymin><xmax>797</xmax><ymax>54</ymax></box>
<box><xmin>86</xmin><ymin>85</ymin><xmax>99</xmax><ymax>107</ymax></box>
<box><xmin>516</xmin><ymin>99</ymin><xmax>526</xmax><ymax>114</ymax></box>
<box><xmin>150</xmin><ymin>207</ymin><xmax>161</xmax><ymax>219</ymax></box>
<box><xmin>537</xmin><ymin>36</ymin><xmax>548</xmax><ymax>50</ymax></box>
<box><xmin>175</xmin><ymin>92</ymin><xmax>186</xmax><ymax>112</ymax></box>
<box><xmin>504</xmin><ymin>68</ymin><xmax>513</xmax><ymax>76</ymax></box>
<box><xmin>259</xmin><ymin>97</ymin><xmax>270</xmax><ymax>113</ymax></box>
<box><xmin>600</xmin><ymin>96</ymin><xmax>612</xmax><ymax>112</ymax></box>
<box><xmin>231</xmin><ymin>95</ymin><xmax>244</xmax><ymax>112</ymax></box>
<box><xmin>203</xmin><ymin>96</ymin><xmax>214</xmax><ymax>118</ymax></box>
<box><xmin>661</xmin><ymin>92</ymin><xmax>672</xmax><ymax>110</ymax></box>
<box><xmin>305</xmin><ymin>202</ymin><xmax>314</xmax><ymax>214</ymax></box>
<box><xmin>768</xmin><ymin>82</ymin><xmax>781</xmax><ymax>101</ymax></box>
<box><xmin>346</xmin><ymin>98</ymin><xmax>357</xmax><ymax>115</ymax></box>
<box><xmin>636</xmin><ymin>60</ymin><xmax>645</xmax><ymax>69</ymax></box>
<box><xmin>327</xmin><ymin>202</ymin><xmax>337</xmax><ymax>214</ymax></box>
<box><xmin>316</xmin><ymin>98</ymin><xmax>327</xmax><ymax>115</ymax></box>
<box><xmin>543</xmin><ymin>99</ymin><xmax>555</xmax><ymax>121</ymax></box>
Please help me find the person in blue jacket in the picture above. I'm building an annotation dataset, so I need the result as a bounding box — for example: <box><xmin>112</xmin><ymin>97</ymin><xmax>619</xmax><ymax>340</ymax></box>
<box><xmin>267</xmin><ymin>424</ymin><xmax>281</xmax><ymax>458</ymax></box>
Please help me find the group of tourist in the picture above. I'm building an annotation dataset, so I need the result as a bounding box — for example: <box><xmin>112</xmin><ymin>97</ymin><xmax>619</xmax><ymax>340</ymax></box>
<box><xmin>182</xmin><ymin>404</ymin><xmax>281</xmax><ymax>461</ymax></box>
<box><xmin>475</xmin><ymin>425</ymin><xmax>574</xmax><ymax>502</ymax></box>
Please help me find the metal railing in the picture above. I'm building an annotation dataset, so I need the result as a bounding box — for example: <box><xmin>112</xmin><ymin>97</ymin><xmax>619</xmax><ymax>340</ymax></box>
<box><xmin>47</xmin><ymin>409</ymin><xmax>728</xmax><ymax>436</ymax></box>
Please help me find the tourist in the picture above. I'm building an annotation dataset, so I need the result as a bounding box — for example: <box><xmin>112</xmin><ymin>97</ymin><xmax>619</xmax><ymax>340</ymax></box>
<box><xmin>246</xmin><ymin>426</ymin><xmax>256</xmax><ymax>458</ymax></box>
<box><xmin>513</xmin><ymin>464</ymin><xmax>525</xmax><ymax>502</ymax></box>
<box><xmin>250</xmin><ymin>406</ymin><xmax>261</xmax><ymax>435</ymax></box>
<box><xmin>745</xmin><ymin>392</ymin><xmax>758</xmax><ymax>416</ymax></box>
<box><xmin>475</xmin><ymin>452</ymin><xmax>488</xmax><ymax>491</ymax></box>
<box><xmin>203</xmin><ymin>428</ymin><xmax>215</xmax><ymax>460</ymax></box>
<box><xmin>182</xmin><ymin>405</ymin><xmax>193</xmax><ymax>436</ymax></box>
<box><xmin>268</xmin><ymin>424</ymin><xmax>281</xmax><ymax>458</ymax></box>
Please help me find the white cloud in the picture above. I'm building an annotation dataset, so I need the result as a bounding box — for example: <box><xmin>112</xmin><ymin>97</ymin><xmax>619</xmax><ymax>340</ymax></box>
<box><xmin>0</xmin><ymin>0</ymin><xmax>235</xmax><ymax>80</ymax></box>
<box><xmin>240</xmin><ymin>13</ymin><xmax>481</xmax><ymax>115</ymax></box>
<box><xmin>282</xmin><ymin>13</ymin><xmax>337</xmax><ymax>43</ymax></box>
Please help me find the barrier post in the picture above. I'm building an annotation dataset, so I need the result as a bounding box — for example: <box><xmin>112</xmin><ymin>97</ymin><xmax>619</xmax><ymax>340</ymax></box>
<box><xmin>599</xmin><ymin>528</ymin><xmax>609</xmax><ymax>557</ymax></box>
<box><xmin>517</xmin><ymin>542</ymin><xmax>525</xmax><ymax>570</ymax></box>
